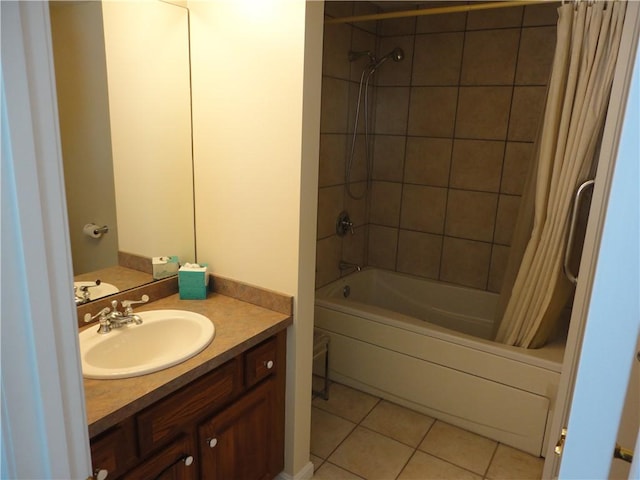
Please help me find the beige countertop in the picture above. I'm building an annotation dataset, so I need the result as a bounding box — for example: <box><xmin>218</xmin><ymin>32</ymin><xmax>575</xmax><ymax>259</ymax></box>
<box><xmin>83</xmin><ymin>291</ymin><xmax>292</xmax><ymax>438</ymax></box>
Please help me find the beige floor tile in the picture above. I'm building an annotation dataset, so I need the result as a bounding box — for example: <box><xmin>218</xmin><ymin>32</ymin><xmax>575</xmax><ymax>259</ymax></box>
<box><xmin>312</xmin><ymin>382</ymin><xmax>379</xmax><ymax>423</ymax></box>
<box><xmin>398</xmin><ymin>451</ymin><xmax>482</xmax><ymax>480</ymax></box>
<box><xmin>361</xmin><ymin>400</ymin><xmax>435</xmax><ymax>447</ymax></box>
<box><xmin>311</xmin><ymin>407</ymin><xmax>356</xmax><ymax>459</ymax></box>
<box><xmin>329</xmin><ymin>426</ymin><xmax>414</xmax><ymax>480</ymax></box>
<box><xmin>313</xmin><ymin>462</ymin><xmax>365</xmax><ymax>480</ymax></box>
<box><xmin>310</xmin><ymin>454</ymin><xmax>324</xmax><ymax>473</ymax></box>
<box><xmin>419</xmin><ymin>421</ymin><xmax>497</xmax><ymax>475</ymax></box>
<box><xmin>485</xmin><ymin>444</ymin><xmax>543</xmax><ymax>479</ymax></box>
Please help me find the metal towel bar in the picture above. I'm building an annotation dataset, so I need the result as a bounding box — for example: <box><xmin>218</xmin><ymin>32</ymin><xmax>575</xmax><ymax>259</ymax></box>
<box><xmin>564</xmin><ymin>179</ymin><xmax>595</xmax><ymax>285</ymax></box>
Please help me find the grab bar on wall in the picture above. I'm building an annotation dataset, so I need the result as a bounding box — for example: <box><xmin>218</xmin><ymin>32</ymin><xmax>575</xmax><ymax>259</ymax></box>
<box><xmin>564</xmin><ymin>179</ymin><xmax>595</xmax><ymax>285</ymax></box>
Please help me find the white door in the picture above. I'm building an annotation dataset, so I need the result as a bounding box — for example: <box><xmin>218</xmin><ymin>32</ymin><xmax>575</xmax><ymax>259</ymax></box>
<box><xmin>543</xmin><ymin>5</ymin><xmax>640</xmax><ymax>477</ymax></box>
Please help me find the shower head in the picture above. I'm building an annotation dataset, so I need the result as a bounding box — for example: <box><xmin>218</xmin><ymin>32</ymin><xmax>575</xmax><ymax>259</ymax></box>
<box><xmin>387</xmin><ymin>47</ymin><xmax>404</xmax><ymax>62</ymax></box>
<box><xmin>371</xmin><ymin>47</ymin><xmax>405</xmax><ymax>70</ymax></box>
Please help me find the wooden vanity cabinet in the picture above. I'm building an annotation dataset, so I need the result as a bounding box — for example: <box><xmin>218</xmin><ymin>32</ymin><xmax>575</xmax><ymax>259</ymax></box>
<box><xmin>89</xmin><ymin>330</ymin><xmax>286</xmax><ymax>480</ymax></box>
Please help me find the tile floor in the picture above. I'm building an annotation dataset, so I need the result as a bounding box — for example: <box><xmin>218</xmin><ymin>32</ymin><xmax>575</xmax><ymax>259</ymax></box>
<box><xmin>310</xmin><ymin>381</ymin><xmax>544</xmax><ymax>480</ymax></box>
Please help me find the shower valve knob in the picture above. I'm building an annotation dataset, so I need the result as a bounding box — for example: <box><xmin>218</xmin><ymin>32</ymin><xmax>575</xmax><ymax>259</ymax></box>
<box><xmin>336</xmin><ymin>211</ymin><xmax>354</xmax><ymax>237</ymax></box>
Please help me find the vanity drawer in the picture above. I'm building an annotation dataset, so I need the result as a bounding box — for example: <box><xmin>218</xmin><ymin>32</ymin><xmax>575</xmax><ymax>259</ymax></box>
<box><xmin>137</xmin><ymin>358</ymin><xmax>242</xmax><ymax>456</ymax></box>
<box><xmin>244</xmin><ymin>337</ymin><xmax>278</xmax><ymax>388</ymax></box>
<box><xmin>90</xmin><ymin>417</ymin><xmax>137</xmax><ymax>480</ymax></box>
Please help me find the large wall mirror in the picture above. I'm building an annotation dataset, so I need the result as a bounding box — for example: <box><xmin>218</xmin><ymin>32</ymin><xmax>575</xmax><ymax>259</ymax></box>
<box><xmin>50</xmin><ymin>1</ymin><xmax>195</xmax><ymax>304</ymax></box>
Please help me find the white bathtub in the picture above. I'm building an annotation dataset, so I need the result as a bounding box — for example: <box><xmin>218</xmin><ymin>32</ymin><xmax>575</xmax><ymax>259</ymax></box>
<box><xmin>314</xmin><ymin>268</ymin><xmax>566</xmax><ymax>456</ymax></box>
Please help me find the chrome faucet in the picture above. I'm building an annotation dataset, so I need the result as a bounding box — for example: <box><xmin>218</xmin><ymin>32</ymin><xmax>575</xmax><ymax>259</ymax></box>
<box><xmin>339</xmin><ymin>261</ymin><xmax>361</xmax><ymax>273</ymax></box>
<box><xmin>74</xmin><ymin>279</ymin><xmax>102</xmax><ymax>305</ymax></box>
<box><xmin>84</xmin><ymin>294</ymin><xmax>149</xmax><ymax>334</ymax></box>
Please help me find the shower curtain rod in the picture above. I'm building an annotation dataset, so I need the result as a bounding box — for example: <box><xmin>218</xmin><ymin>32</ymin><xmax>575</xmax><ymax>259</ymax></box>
<box><xmin>325</xmin><ymin>1</ymin><xmax>552</xmax><ymax>25</ymax></box>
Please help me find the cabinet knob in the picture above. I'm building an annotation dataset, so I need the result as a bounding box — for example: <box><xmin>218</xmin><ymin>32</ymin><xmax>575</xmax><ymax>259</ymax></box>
<box><xmin>207</xmin><ymin>437</ymin><xmax>218</xmax><ymax>448</ymax></box>
<box><xmin>264</xmin><ymin>360</ymin><xmax>274</xmax><ymax>369</ymax></box>
<box><xmin>94</xmin><ymin>469</ymin><xmax>108</xmax><ymax>480</ymax></box>
<box><xmin>183</xmin><ymin>455</ymin><xmax>194</xmax><ymax>467</ymax></box>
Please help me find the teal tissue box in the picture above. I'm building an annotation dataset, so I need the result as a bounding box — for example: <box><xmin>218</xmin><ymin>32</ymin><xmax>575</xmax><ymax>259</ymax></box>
<box><xmin>178</xmin><ymin>263</ymin><xmax>208</xmax><ymax>300</ymax></box>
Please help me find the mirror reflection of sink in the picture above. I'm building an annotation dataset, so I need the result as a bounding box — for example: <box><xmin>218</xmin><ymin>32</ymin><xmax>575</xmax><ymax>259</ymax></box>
<box><xmin>79</xmin><ymin>309</ymin><xmax>215</xmax><ymax>379</ymax></box>
<box><xmin>74</xmin><ymin>281</ymin><xmax>119</xmax><ymax>301</ymax></box>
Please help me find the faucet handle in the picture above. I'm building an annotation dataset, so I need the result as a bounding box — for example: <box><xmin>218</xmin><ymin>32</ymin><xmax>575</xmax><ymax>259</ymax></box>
<box><xmin>122</xmin><ymin>294</ymin><xmax>150</xmax><ymax>311</ymax></box>
<box><xmin>84</xmin><ymin>307</ymin><xmax>111</xmax><ymax>323</ymax></box>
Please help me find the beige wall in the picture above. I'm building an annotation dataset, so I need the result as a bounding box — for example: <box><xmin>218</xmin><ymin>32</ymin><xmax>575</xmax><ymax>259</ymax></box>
<box><xmin>49</xmin><ymin>1</ymin><xmax>119</xmax><ymax>274</ymax></box>
<box><xmin>189</xmin><ymin>1</ymin><xmax>321</xmax><ymax>476</ymax></box>
<box><xmin>317</xmin><ymin>2</ymin><xmax>559</xmax><ymax>292</ymax></box>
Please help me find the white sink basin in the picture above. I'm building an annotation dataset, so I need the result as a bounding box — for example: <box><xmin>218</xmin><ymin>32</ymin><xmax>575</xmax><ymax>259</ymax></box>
<box><xmin>79</xmin><ymin>309</ymin><xmax>215</xmax><ymax>379</ymax></box>
<box><xmin>74</xmin><ymin>281</ymin><xmax>119</xmax><ymax>301</ymax></box>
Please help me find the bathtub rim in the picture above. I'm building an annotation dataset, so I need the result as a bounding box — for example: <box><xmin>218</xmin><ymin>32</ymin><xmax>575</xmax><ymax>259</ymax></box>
<box><xmin>315</xmin><ymin>268</ymin><xmax>566</xmax><ymax>373</ymax></box>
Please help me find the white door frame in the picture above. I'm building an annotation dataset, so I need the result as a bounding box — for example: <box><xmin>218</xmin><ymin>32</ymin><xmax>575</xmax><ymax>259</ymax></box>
<box><xmin>543</xmin><ymin>2</ymin><xmax>640</xmax><ymax>477</ymax></box>
<box><xmin>1</xmin><ymin>2</ymin><xmax>91</xmax><ymax>478</ymax></box>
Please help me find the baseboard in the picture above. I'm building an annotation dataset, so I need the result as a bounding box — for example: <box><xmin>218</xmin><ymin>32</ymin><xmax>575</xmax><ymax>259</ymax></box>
<box><xmin>275</xmin><ymin>461</ymin><xmax>314</xmax><ymax>480</ymax></box>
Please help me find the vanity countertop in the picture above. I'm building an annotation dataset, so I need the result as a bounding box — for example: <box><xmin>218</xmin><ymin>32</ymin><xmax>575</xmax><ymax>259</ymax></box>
<box><xmin>82</xmin><ymin>291</ymin><xmax>292</xmax><ymax>438</ymax></box>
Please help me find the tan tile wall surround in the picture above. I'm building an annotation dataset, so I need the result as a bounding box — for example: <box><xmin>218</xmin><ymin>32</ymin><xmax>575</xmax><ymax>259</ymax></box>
<box><xmin>317</xmin><ymin>1</ymin><xmax>559</xmax><ymax>292</ymax></box>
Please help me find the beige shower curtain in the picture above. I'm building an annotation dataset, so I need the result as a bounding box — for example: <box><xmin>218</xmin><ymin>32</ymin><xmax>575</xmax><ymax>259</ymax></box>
<box><xmin>494</xmin><ymin>1</ymin><xmax>627</xmax><ymax>348</ymax></box>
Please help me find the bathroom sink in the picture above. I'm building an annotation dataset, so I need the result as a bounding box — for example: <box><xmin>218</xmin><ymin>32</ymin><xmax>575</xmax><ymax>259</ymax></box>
<box><xmin>74</xmin><ymin>281</ymin><xmax>119</xmax><ymax>300</ymax></box>
<box><xmin>79</xmin><ymin>310</ymin><xmax>215</xmax><ymax>379</ymax></box>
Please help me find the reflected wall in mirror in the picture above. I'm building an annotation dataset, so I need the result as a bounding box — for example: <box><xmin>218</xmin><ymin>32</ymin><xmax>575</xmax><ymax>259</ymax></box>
<box><xmin>50</xmin><ymin>0</ymin><xmax>196</xmax><ymax>302</ymax></box>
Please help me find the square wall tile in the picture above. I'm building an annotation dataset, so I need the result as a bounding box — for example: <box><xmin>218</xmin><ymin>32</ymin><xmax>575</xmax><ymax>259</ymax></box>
<box><xmin>416</xmin><ymin>10</ymin><xmax>467</xmax><ymax>34</ymax></box>
<box><xmin>440</xmin><ymin>237</ymin><xmax>491</xmax><ymax>289</ymax></box>
<box><xmin>378</xmin><ymin>14</ymin><xmax>416</xmax><ymax>36</ymax></box>
<box><xmin>445</xmin><ymin>189</ymin><xmax>498</xmax><ymax>242</ymax></box>
<box><xmin>316</xmin><ymin>235</ymin><xmax>343</xmax><ymax>288</ymax></box>
<box><xmin>456</xmin><ymin>87</ymin><xmax>512</xmax><ymax>140</ymax></box>
<box><xmin>323</xmin><ymin>23</ymin><xmax>353</xmax><ymax>81</ymax></box>
<box><xmin>412</xmin><ymin>32</ymin><xmax>464</xmax><ymax>86</ymax></box>
<box><xmin>450</xmin><ymin>139</ymin><xmax>504</xmax><ymax>192</ymax></box>
<box><xmin>345</xmin><ymin>135</ymin><xmax>368</xmax><ymax>182</ymax></box>
<box><xmin>350</xmin><ymin>28</ymin><xmax>377</xmax><ymax>83</ymax></box>
<box><xmin>494</xmin><ymin>194</ymin><xmax>521</xmax><ymax>246</ymax></box>
<box><xmin>319</xmin><ymin>134</ymin><xmax>347</xmax><ymax>187</ymax></box>
<box><xmin>376</xmin><ymin>35</ymin><xmax>414</xmax><ymax>87</ymax></box>
<box><xmin>400</xmin><ymin>185</ymin><xmax>447</xmax><ymax>234</ymax></box>
<box><xmin>373</xmin><ymin>135</ymin><xmax>406</xmax><ymax>182</ymax></box>
<box><xmin>501</xmin><ymin>142</ymin><xmax>534</xmax><ymax>195</ymax></box>
<box><xmin>317</xmin><ymin>186</ymin><xmax>345</xmax><ymax>239</ymax></box>
<box><xmin>321</xmin><ymin>77</ymin><xmax>350</xmax><ymax>133</ymax></box>
<box><xmin>408</xmin><ymin>86</ymin><xmax>458</xmax><ymax>137</ymax></box>
<box><xmin>352</xmin><ymin>2</ymin><xmax>378</xmax><ymax>34</ymax></box>
<box><xmin>368</xmin><ymin>225</ymin><xmax>398</xmax><ymax>270</ymax></box>
<box><xmin>374</xmin><ymin>86</ymin><xmax>410</xmax><ymax>135</ymax></box>
<box><xmin>344</xmin><ymin>186</ymin><xmax>367</xmax><ymax>227</ymax></box>
<box><xmin>523</xmin><ymin>2</ymin><xmax>561</xmax><ymax>26</ymax></box>
<box><xmin>329</xmin><ymin>427</ymin><xmax>414</xmax><ymax>480</ymax></box>
<box><xmin>396</xmin><ymin>230</ymin><xmax>442</xmax><ymax>279</ymax></box>
<box><xmin>404</xmin><ymin>137</ymin><xmax>452</xmax><ymax>187</ymax></box>
<box><xmin>516</xmin><ymin>26</ymin><xmax>556</xmax><ymax>85</ymax></box>
<box><xmin>419</xmin><ymin>421</ymin><xmax>497</xmax><ymax>475</ymax></box>
<box><xmin>508</xmin><ymin>86</ymin><xmax>547</xmax><ymax>142</ymax></box>
<box><xmin>342</xmin><ymin>225</ymin><xmax>366</xmax><ymax>266</ymax></box>
<box><xmin>467</xmin><ymin>6</ymin><xmax>523</xmax><ymax>30</ymax></box>
<box><xmin>324</xmin><ymin>2</ymin><xmax>353</xmax><ymax>19</ymax></box>
<box><xmin>370</xmin><ymin>181</ymin><xmax>402</xmax><ymax>227</ymax></box>
<box><xmin>461</xmin><ymin>29</ymin><xmax>520</xmax><ymax>86</ymax></box>
<box><xmin>488</xmin><ymin>244</ymin><xmax>510</xmax><ymax>293</ymax></box>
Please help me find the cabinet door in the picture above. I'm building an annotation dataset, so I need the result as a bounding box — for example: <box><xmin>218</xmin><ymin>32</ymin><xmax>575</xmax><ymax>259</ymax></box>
<box><xmin>199</xmin><ymin>379</ymin><xmax>275</xmax><ymax>480</ymax></box>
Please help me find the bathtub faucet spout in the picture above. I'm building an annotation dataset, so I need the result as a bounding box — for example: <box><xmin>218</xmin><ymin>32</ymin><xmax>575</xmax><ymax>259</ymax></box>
<box><xmin>339</xmin><ymin>261</ymin><xmax>361</xmax><ymax>273</ymax></box>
